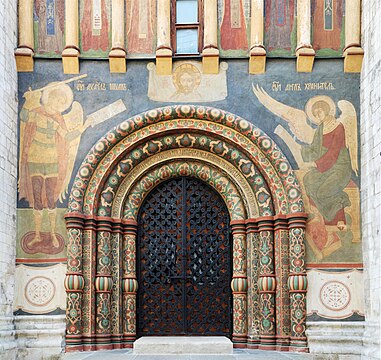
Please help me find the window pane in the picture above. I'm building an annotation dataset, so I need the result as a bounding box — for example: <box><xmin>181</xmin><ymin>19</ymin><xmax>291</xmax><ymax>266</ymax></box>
<box><xmin>176</xmin><ymin>29</ymin><xmax>198</xmax><ymax>53</ymax></box>
<box><xmin>176</xmin><ymin>0</ymin><xmax>198</xmax><ymax>23</ymax></box>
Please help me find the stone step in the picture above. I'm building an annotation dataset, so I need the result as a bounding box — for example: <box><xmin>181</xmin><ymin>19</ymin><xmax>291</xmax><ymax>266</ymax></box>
<box><xmin>133</xmin><ymin>336</ymin><xmax>233</xmax><ymax>355</ymax></box>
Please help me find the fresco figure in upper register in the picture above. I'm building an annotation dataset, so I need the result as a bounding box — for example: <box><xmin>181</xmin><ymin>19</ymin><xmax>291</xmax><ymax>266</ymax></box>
<box><xmin>18</xmin><ymin>79</ymin><xmax>91</xmax><ymax>249</ymax></box>
<box><xmin>253</xmin><ymin>85</ymin><xmax>358</xmax><ymax>259</ymax></box>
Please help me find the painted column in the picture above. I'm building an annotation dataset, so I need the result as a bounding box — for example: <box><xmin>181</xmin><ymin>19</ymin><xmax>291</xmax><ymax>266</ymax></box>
<box><xmin>156</xmin><ymin>0</ymin><xmax>172</xmax><ymax>75</ymax></box>
<box><xmin>15</xmin><ymin>0</ymin><xmax>34</xmax><ymax>72</ymax></box>
<box><xmin>230</xmin><ymin>220</ymin><xmax>248</xmax><ymax>347</ymax></box>
<box><xmin>64</xmin><ymin>215</ymin><xmax>85</xmax><ymax>352</ymax></box>
<box><xmin>82</xmin><ymin>217</ymin><xmax>97</xmax><ymax>351</ymax></box>
<box><xmin>62</xmin><ymin>0</ymin><xmax>80</xmax><ymax>74</ymax></box>
<box><xmin>249</xmin><ymin>0</ymin><xmax>266</xmax><ymax>74</ymax></box>
<box><xmin>202</xmin><ymin>0</ymin><xmax>219</xmax><ymax>74</ymax></box>
<box><xmin>121</xmin><ymin>220</ymin><xmax>138</xmax><ymax>347</ymax></box>
<box><xmin>257</xmin><ymin>216</ymin><xmax>276</xmax><ymax>350</ymax></box>
<box><xmin>287</xmin><ymin>213</ymin><xmax>308</xmax><ymax>352</ymax></box>
<box><xmin>95</xmin><ymin>218</ymin><xmax>114</xmax><ymax>350</ymax></box>
<box><xmin>343</xmin><ymin>0</ymin><xmax>364</xmax><ymax>72</ymax></box>
<box><xmin>246</xmin><ymin>219</ymin><xmax>260</xmax><ymax>348</ymax></box>
<box><xmin>110</xmin><ymin>221</ymin><xmax>123</xmax><ymax>348</ymax></box>
<box><xmin>109</xmin><ymin>0</ymin><xmax>127</xmax><ymax>73</ymax></box>
<box><xmin>296</xmin><ymin>0</ymin><xmax>315</xmax><ymax>72</ymax></box>
<box><xmin>274</xmin><ymin>215</ymin><xmax>290</xmax><ymax>350</ymax></box>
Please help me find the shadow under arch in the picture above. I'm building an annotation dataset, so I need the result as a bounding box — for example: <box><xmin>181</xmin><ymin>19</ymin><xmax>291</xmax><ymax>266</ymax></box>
<box><xmin>64</xmin><ymin>105</ymin><xmax>309</xmax><ymax>353</ymax></box>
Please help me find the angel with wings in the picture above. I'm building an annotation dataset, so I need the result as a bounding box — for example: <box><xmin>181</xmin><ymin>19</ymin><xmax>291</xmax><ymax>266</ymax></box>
<box><xmin>253</xmin><ymin>85</ymin><xmax>359</xmax><ymax>257</ymax></box>
<box><xmin>19</xmin><ymin>81</ymin><xmax>91</xmax><ymax>248</ymax></box>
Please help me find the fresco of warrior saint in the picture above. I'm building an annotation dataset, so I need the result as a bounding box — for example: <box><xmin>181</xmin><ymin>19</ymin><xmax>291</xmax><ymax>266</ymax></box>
<box><xmin>19</xmin><ymin>78</ymin><xmax>90</xmax><ymax>249</ymax></box>
<box><xmin>253</xmin><ymin>85</ymin><xmax>359</xmax><ymax>260</ymax></box>
<box><xmin>18</xmin><ymin>76</ymin><xmax>126</xmax><ymax>253</ymax></box>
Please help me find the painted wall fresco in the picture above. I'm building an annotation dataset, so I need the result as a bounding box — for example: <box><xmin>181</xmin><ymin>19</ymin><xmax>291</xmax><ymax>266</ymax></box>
<box><xmin>218</xmin><ymin>0</ymin><xmax>250</xmax><ymax>56</ymax></box>
<box><xmin>312</xmin><ymin>0</ymin><xmax>344</xmax><ymax>56</ymax></box>
<box><xmin>148</xmin><ymin>61</ymin><xmax>228</xmax><ymax>102</ymax></box>
<box><xmin>264</xmin><ymin>0</ymin><xmax>296</xmax><ymax>56</ymax></box>
<box><xmin>253</xmin><ymin>86</ymin><xmax>360</xmax><ymax>262</ymax></box>
<box><xmin>17</xmin><ymin>59</ymin><xmax>362</xmax><ymax>320</ymax></box>
<box><xmin>80</xmin><ymin>0</ymin><xmax>111</xmax><ymax>56</ymax></box>
<box><xmin>34</xmin><ymin>0</ymin><xmax>64</xmax><ymax>56</ymax></box>
<box><xmin>126</xmin><ymin>0</ymin><xmax>156</xmax><ymax>55</ymax></box>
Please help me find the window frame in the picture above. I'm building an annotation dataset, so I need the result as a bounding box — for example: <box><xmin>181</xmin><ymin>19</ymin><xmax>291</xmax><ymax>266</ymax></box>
<box><xmin>171</xmin><ymin>0</ymin><xmax>204</xmax><ymax>56</ymax></box>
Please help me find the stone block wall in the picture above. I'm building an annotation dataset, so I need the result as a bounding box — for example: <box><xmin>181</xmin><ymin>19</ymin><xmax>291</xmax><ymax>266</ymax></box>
<box><xmin>0</xmin><ymin>0</ymin><xmax>18</xmax><ymax>358</ymax></box>
<box><xmin>361</xmin><ymin>0</ymin><xmax>381</xmax><ymax>359</ymax></box>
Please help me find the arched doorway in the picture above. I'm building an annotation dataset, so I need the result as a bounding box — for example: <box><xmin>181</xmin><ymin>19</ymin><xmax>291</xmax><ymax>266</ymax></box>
<box><xmin>64</xmin><ymin>105</ymin><xmax>308</xmax><ymax>353</ymax></box>
<box><xmin>137</xmin><ymin>177</ymin><xmax>232</xmax><ymax>336</ymax></box>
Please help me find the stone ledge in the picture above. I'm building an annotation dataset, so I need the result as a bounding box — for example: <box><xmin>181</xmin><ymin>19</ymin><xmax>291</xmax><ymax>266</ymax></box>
<box><xmin>133</xmin><ymin>336</ymin><xmax>233</xmax><ymax>355</ymax></box>
<box><xmin>14</xmin><ymin>315</ymin><xmax>65</xmax><ymax>359</ymax></box>
<box><xmin>306</xmin><ymin>321</ymin><xmax>364</xmax><ymax>357</ymax></box>
<box><xmin>0</xmin><ymin>315</ymin><xmax>17</xmax><ymax>359</ymax></box>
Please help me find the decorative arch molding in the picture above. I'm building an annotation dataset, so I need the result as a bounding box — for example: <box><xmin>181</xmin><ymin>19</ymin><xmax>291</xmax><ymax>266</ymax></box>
<box><xmin>64</xmin><ymin>106</ymin><xmax>308</xmax><ymax>353</ymax></box>
<box><xmin>119</xmin><ymin>156</ymin><xmax>249</xmax><ymax>221</ymax></box>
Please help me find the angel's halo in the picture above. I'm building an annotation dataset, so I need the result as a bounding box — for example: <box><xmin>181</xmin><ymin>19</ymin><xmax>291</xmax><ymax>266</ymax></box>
<box><xmin>305</xmin><ymin>95</ymin><xmax>336</xmax><ymax>125</ymax></box>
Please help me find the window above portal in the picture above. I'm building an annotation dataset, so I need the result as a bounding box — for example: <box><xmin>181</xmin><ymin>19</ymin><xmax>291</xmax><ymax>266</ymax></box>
<box><xmin>172</xmin><ymin>0</ymin><xmax>203</xmax><ymax>55</ymax></box>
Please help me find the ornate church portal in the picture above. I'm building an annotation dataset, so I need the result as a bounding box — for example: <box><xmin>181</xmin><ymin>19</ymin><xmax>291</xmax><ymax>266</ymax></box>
<box><xmin>64</xmin><ymin>106</ymin><xmax>309</xmax><ymax>352</ymax></box>
<box><xmin>137</xmin><ymin>177</ymin><xmax>232</xmax><ymax>336</ymax></box>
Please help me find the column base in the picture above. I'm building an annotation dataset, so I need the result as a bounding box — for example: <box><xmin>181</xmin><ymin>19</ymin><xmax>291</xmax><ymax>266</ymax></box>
<box><xmin>343</xmin><ymin>46</ymin><xmax>364</xmax><ymax>73</ymax></box>
<box><xmin>15</xmin><ymin>47</ymin><xmax>34</xmax><ymax>72</ymax></box>
<box><xmin>249</xmin><ymin>46</ymin><xmax>266</xmax><ymax>74</ymax></box>
<box><xmin>109</xmin><ymin>48</ymin><xmax>127</xmax><ymax>73</ymax></box>
<box><xmin>156</xmin><ymin>48</ymin><xmax>173</xmax><ymax>75</ymax></box>
<box><xmin>62</xmin><ymin>47</ymin><xmax>80</xmax><ymax>74</ymax></box>
<box><xmin>296</xmin><ymin>46</ymin><xmax>315</xmax><ymax>73</ymax></box>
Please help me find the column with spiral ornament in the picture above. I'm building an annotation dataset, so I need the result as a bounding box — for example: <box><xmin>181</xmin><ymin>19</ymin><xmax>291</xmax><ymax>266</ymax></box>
<box><xmin>230</xmin><ymin>220</ymin><xmax>248</xmax><ymax>347</ymax></box>
<box><xmin>245</xmin><ymin>219</ymin><xmax>260</xmax><ymax>348</ymax></box>
<box><xmin>257</xmin><ymin>216</ymin><xmax>276</xmax><ymax>350</ymax></box>
<box><xmin>121</xmin><ymin>220</ymin><xmax>138</xmax><ymax>347</ymax></box>
<box><xmin>64</xmin><ymin>214</ymin><xmax>85</xmax><ymax>351</ymax></box>
<box><xmin>287</xmin><ymin>213</ymin><xmax>308</xmax><ymax>352</ymax></box>
<box><xmin>95</xmin><ymin>218</ymin><xmax>114</xmax><ymax>350</ymax></box>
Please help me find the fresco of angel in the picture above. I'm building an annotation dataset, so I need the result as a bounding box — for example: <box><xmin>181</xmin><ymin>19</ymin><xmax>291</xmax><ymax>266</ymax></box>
<box><xmin>19</xmin><ymin>77</ymin><xmax>126</xmax><ymax>250</ymax></box>
<box><xmin>253</xmin><ymin>85</ymin><xmax>359</xmax><ymax>259</ymax></box>
<box><xmin>18</xmin><ymin>79</ymin><xmax>91</xmax><ymax>249</ymax></box>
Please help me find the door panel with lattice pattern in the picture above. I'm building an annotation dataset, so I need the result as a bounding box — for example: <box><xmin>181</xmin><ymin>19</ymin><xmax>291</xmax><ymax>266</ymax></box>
<box><xmin>137</xmin><ymin>177</ymin><xmax>232</xmax><ymax>336</ymax></box>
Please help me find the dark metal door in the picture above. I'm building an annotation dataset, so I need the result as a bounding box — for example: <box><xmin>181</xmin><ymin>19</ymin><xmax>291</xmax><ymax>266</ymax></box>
<box><xmin>137</xmin><ymin>177</ymin><xmax>232</xmax><ymax>336</ymax></box>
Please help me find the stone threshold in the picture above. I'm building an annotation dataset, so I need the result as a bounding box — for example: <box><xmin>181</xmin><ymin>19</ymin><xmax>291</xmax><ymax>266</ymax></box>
<box><xmin>133</xmin><ymin>336</ymin><xmax>233</xmax><ymax>355</ymax></box>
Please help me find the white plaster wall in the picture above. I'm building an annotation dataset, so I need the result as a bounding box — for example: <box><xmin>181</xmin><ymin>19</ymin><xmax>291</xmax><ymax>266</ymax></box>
<box><xmin>361</xmin><ymin>0</ymin><xmax>381</xmax><ymax>359</ymax></box>
<box><xmin>0</xmin><ymin>0</ymin><xmax>18</xmax><ymax>359</ymax></box>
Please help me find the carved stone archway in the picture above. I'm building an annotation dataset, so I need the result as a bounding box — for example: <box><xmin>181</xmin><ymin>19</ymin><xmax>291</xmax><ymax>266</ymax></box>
<box><xmin>64</xmin><ymin>106</ymin><xmax>308</xmax><ymax>353</ymax></box>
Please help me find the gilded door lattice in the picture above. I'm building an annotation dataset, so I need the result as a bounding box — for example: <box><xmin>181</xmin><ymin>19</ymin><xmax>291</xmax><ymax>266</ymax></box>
<box><xmin>137</xmin><ymin>177</ymin><xmax>232</xmax><ymax>336</ymax></box>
